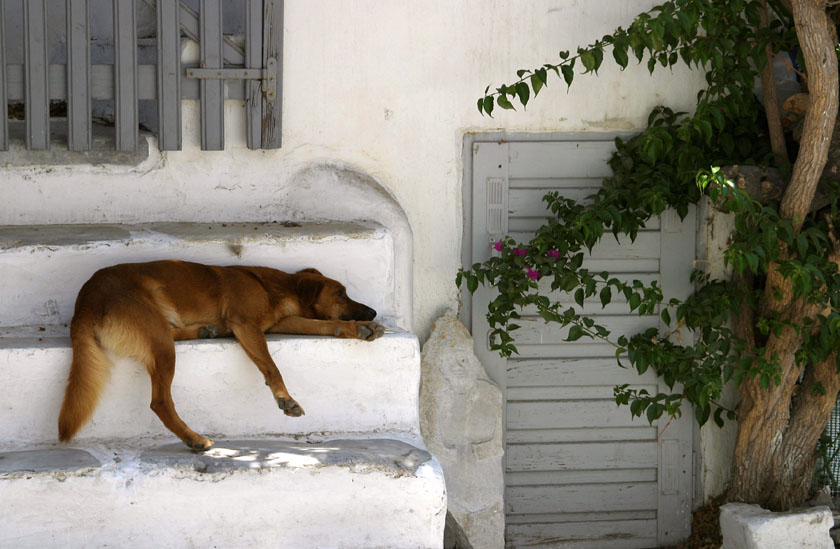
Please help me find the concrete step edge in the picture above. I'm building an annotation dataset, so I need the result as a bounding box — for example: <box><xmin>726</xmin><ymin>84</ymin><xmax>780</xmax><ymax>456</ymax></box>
<box><xmin>0</xmin><ymin>332</ymin><xmax>421</xmax><ymax>446</ymax></box>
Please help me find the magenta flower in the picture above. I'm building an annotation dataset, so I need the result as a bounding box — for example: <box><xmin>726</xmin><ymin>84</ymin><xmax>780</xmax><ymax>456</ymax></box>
<box><xmin>513</xmin><ymin>248</ymin><xmax>528</xmax><ymax>257</ymax></box>
<box><xmin>494</xmin><ymin>239</ymin><xmax>503</xmax><ymax>251</ymax></box>
<box><xmin>546</xmin><ymin>250</ymin><xmax>561</xmax><ymax>258</ymax></box>
<box><xmin>525</xmin><ymin>267</ymin><xmax>540</xmax><ymax>281</ymax></box>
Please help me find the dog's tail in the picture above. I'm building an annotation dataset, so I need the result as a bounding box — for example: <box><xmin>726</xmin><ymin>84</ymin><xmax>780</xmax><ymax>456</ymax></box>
<box><xmin>58</xmin><ymin>310</ymin><xmax>112</xmax><ymax>443</ymax></box>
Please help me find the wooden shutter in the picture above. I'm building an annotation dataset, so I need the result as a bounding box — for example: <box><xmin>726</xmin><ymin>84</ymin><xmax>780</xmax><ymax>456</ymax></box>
<box><xmin>0</xmin><ymin>0</ymin><xmax>283</xmax><ymax>152</ymax></box>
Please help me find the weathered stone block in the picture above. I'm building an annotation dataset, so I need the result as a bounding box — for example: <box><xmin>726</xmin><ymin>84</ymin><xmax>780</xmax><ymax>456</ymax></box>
<box><xmin>420</xmin><ymin>311</ymin><xmax>504</xmax><ymax>549</ymax></box>
<box><xmin>720</xmin><ymin>502</ymin><xmax>834</xmax><ymax>549</ymax></box>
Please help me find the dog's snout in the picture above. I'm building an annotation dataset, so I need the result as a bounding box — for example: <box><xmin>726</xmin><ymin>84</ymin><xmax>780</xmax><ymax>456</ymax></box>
<box><xmin>359</xmin><ymin>305</ymin><xmax>376</xmax><ymax>321</ymax></box>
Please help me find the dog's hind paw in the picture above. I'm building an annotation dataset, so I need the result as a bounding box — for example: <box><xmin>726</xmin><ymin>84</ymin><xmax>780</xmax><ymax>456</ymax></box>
<box><xmin>198</xmin><ymin>325</ymin><xmax>219</xmax><ymax>339</ymax></box>
<box><xmin>277</xmin><ymin>396</ymin><xmax>305</xmax><ymax>417</ymax></box>
<box><xmin>186</xmin><ymin>437</ymin><xmax>214</xmax><ymax>453</ymax></box>
<box><xmin>357</xmin><ymin>321</ymin><xmax>386</xmax><ymax>341</ymax></box>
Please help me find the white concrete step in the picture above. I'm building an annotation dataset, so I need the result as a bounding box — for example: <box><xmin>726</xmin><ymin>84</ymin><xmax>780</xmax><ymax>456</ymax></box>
<box><xmin>0</xmin><ymin>331</ymin><xmax>420</xmax><ymax>447</ymax></box>
<box><xmin>0</xmin><ymin>221</ymin><xmax>399</xmax><ymax>329</ymax></box>
<box><xmin>0</xmin><ymin>438</ymin><xmax>446</xmax><ymax>548</ymax></box>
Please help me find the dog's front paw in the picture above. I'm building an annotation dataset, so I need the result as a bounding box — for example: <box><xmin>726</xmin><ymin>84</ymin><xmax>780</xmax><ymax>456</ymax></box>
<box><xmin>357</xmin><ymin>321</ymin><xmax>385</xmax><ymax>341</ymax></box>
<box><xmin>277</xmin><ymin>396</ymin><xmax>305</xmax><ymax>417</ymax></box>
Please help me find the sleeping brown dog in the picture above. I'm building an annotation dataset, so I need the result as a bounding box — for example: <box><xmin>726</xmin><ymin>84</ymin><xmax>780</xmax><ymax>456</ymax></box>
<box><xmin>57</xmin><ymin>259</ymin><xmax>384</xmax><ymax>451</ymax></box>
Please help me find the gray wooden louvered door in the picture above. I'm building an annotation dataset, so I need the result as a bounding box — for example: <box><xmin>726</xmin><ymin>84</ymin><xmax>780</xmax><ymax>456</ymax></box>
<box><xmin>470</xmin><ymin>139</ymin><xmax>695</xmax><ymax>548</ymax></box>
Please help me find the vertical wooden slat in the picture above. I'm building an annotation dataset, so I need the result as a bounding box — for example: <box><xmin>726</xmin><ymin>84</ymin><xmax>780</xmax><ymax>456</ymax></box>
<box><xmin>200</xmin><ymin>0</ymin><xmax>224</xmax><ymax>151</ymax></box>
<box><xmin>0</xmin><ymin>0</ymin><xmax>8</xmax><ymax>151</ymax></box>
<box><xmin>244</xmin><ymin>0</ymin><xmax>262</xmax><ymax>150</ymax></box>
<box><xmin>261</xmin><ymin>0</ymin><xmax>283</xmax><ymax>148</ymax></box>
<box><xmin>156</xmin><ymin>0</ymin><xmax>180</xmax><ymax>150</ymax></box>
<box><xmin>67</xmin><ymin>0</ymin><xmax>91</xmax><ymax>151</ymax></box>
<box><xmin>113</xmin><ymin>0</ymin><xmax>137</xmax><ymax>151</ymax></box>
<box><xmin>24</xmin><ymin>0</ymin><xmax>49</xmax><ymax>150</ymax></box>
<box><xmin>656</xmin><ymin>206</ymin><xmax>697</xmax><ymax>545</ymax></box>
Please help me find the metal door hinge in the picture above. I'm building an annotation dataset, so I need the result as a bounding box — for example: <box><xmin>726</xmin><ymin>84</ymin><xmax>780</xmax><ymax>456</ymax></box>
<box><xmin>186</xmin><ymin>57</ymin><xmax>278</xmax><ymax>100</ymax></box>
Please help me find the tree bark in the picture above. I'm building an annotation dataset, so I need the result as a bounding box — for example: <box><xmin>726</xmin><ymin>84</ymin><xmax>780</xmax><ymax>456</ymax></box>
<box><xmin>765</xmin><ymin>351</ymin><xmax>840</xmax><ymax>510</ymax></box>
<box><xmin>728</xmin><ymin>0</ymin><xmax>838</xmax><ymax>509</ymax></box>
<box><xmin>760</xmin><ymin>0</ymin><xmax>790</xmax><ymax>162</ymax></box>
<box><xmin>779</xmin><ymin>0</ymin><xmax>838</xmax><ymax>230</ymax></box>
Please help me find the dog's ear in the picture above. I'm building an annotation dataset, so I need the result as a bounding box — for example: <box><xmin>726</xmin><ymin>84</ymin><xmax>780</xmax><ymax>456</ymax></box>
<box><xmin>296</xmin><ymin>277</ymin><xmax>324</xmax><ymax>307</ymax></box>
<box><xmin>297</xmin><ymin>268</ymin><xmax>322</xmax><ymax>276</ymax></box>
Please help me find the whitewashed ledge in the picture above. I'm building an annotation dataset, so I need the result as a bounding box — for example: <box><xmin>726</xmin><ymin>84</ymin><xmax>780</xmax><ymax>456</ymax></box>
<box><xmin>0</xmin><ymin>438</ymin><xmax>446</xmax><ymax>548</ymax></box>
<box><xmin>720</xmin><ymin>502</ymin><xmax>834</xmax><ymax>549</ymax></box>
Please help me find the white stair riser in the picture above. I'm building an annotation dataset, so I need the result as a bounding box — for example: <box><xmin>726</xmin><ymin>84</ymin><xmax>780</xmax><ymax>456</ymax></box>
<box><xmin>0</xmin><ymin>224</ymin><xmax>395</xmax><ymax>328</ymax></box>
<box><xmin>0</xmin><ymin>462</ymin><xmax>446</xmax><ymax>548</ymax></box>
<box><xmin>1</xmin><ymin>334</ymin><xmax>420</xmax><ymax>446</ymax></box>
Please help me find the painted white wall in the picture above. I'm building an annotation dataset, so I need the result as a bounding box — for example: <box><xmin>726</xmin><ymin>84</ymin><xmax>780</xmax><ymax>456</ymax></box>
<box><xmin>696</xmin><ymin>199</ymin><xmax>741</xmax><ymax>502</ymax></box>
<box><xmin>1</xmin><ymin>0</ymin><xmax>706</xmax><ymax>344</ymax></box>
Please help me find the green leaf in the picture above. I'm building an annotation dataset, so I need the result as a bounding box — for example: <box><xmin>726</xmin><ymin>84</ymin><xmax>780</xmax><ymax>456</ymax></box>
<box><xmin>695</xmin><ymin>404</ymin><xmax>711</xmax><ymax>426</ymax></box>
<box><xmin>574</xmin><ymin>288</ymin><xmax>585</xmax><ymax>307</ymax></box>
<box><xmin>515</xmin><ymin>82</ymin><xmax>530</xmax><ymax>108</ymax></box>
<box><xmin>483</xmin><ymin>96</ymin><xmax>495</xmax><ymax>117</ymax></box>
<box><xmin>467</xmin><ymin>275</ymin><xmax>478</xmax><ymax>294</ymax></box>
<box><xmin>591</xmin><ymin>47</ymin><xmax>604</xmax><ymax>73</ymax></box>
<box><xmin>646</xmin><ymin>403</ymin><xmax>661</xmax><ymax>424</ymax></box>
<box><xmin>661</xmin><ymin>308</ymin><xmax>671</xmax><ymax>326</ymax></box>
<box><xmin>561</xmin><ymin>64</ymin><xmax>574</xmax><ymax>88</ymax></box>
<box><xmin>613</xmin><ymin>44</ymin><xmax>629</xmax><ymax>69</ymax></box>
<box><xmin>713</xmin><ymin>407</ymin><xmax>725</xmax><ymax>428</ymax></box>
<box><xmin>676</xmin><ymin>10</ymin><xmax>695</xmax><ymax>35</ymax></box>
<box><xmin>530</xmin><ymin>73</ymin><xmax>544</xmax><ymax>96</ymax></box>
<box><xmin>567</xmin><ymin>325</ymin><xmax>584</xmax><ymax>342</ymax></box>
<box><xmin>580</xmin><ymin>49</ymin><xmax>596</xmax><ymax>72</ymax></box>
<box><xmin>745</xmin><ymin>2</ymin><xmax>761</xmax><ymax>26</ymax></box>
<box><xmin>600</xmin><ymin>286</ymin><xmax>612</xmax><ymax>307</ymax></box>
<box><xmin>497</xmin><ymin>94</ymin><xmax>515</xmax><ymax>110</ymax></box>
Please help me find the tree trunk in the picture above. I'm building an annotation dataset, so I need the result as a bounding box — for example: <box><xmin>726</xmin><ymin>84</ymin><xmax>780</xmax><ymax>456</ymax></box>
<box><xmin>765</xmin><ymin>351</ymin><xmax>840</xmax><ymax>510</ymax></box>
<box><xmin>727</xmin><ymin>0</ymin><xmax>839</xmax><ymax>509</ymax></box>
<box><xmin>760</xmin><ymin>0</ymin><xmax>790</xmax><ymax>163</ymax></box>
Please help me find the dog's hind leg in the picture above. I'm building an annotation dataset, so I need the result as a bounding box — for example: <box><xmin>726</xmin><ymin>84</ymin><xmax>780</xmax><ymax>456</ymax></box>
<box><xmin>145</xmin><ymin>341</ymin><xmax>214</xmax><ymax>452</ymax></box>
<box><xmin>229</xmin><ymin>321</ymin><xmax>305</xmax><ymax>417</ymax></box>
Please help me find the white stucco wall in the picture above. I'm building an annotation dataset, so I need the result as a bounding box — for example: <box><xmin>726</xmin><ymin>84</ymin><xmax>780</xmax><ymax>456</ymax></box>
<box><xmin>1</xmin><ymin>1</ymin><xmax>705</xmax><ymax>343</ymax></box>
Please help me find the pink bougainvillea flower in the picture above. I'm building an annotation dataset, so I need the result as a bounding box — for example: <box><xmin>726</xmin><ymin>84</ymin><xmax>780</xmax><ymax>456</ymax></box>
<box><xmin>514</xmin><ymin>248</ymin><xmax>528</xmax><ymax>257</ymax></box>
<box><xmin>525</xmin><ymin>267</ymin><xmax>540</xmax><ymax>280</ymax></box>
<box><xmin>546</xmin><ymin>250</ymin><xmax>561</xmax><ymax>258</ymax></box>
<box><xmin>494</xmin><ymin>239</ymin><xmax>503</xmax><ymax>251</ymax></box>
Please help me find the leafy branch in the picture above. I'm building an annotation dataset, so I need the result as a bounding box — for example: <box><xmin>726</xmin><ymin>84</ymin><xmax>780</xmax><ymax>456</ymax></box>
<box><xmin>462</xmin><ymin>0</ymin><xmax>840</xmax><ymax>428</ymax></box>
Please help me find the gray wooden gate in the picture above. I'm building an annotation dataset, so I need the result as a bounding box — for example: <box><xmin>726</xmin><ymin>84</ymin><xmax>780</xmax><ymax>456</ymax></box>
<box><xmin>466</xmin><ymin>138</ymin><xmax>695</xmax><ymax>548</ymax></box>
<box><xmin>0</xmin><ymin>0</ymin><xmax>282</xmax><ymax>152</ymax></box>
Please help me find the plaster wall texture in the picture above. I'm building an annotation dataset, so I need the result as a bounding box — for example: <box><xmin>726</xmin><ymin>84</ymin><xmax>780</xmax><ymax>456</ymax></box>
<box><xmin>0</xmin><ymin>0</ymin><xmax>706</xmax><ymax>344</ymax></box>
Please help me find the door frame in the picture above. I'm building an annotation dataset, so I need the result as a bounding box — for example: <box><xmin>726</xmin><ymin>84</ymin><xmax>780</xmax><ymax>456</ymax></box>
<box><xmin>460</xmin><ymin>131</ymin><xmax>705</xmax><ymax>537</ymax></box>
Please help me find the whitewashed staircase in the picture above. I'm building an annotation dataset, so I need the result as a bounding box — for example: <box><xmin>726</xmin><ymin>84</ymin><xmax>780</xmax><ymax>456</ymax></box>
<box><xmin>0</xmin><ymin>222</ymin><xmax>446</xmax><ymax>548</ymax></box>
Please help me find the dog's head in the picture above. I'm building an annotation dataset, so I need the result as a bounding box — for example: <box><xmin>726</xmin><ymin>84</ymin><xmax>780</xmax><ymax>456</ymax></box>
<box><xmin>295</xmin><ymin>268</ymin><xmax>377</xmax><ymax>321</ymax></box>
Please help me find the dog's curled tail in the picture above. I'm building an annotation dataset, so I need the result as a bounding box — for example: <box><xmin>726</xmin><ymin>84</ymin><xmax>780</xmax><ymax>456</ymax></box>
<box><xmin>58</xmin><ymin>312</ymin><xmax>112</xmax><ymax>443</ymax></box>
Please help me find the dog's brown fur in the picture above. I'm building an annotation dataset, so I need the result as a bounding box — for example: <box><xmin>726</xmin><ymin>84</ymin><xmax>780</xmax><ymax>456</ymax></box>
<box><xmin>57</xmin><ymin>260</ymin><xmax>384</xmax><ymax>451</ymax></box>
